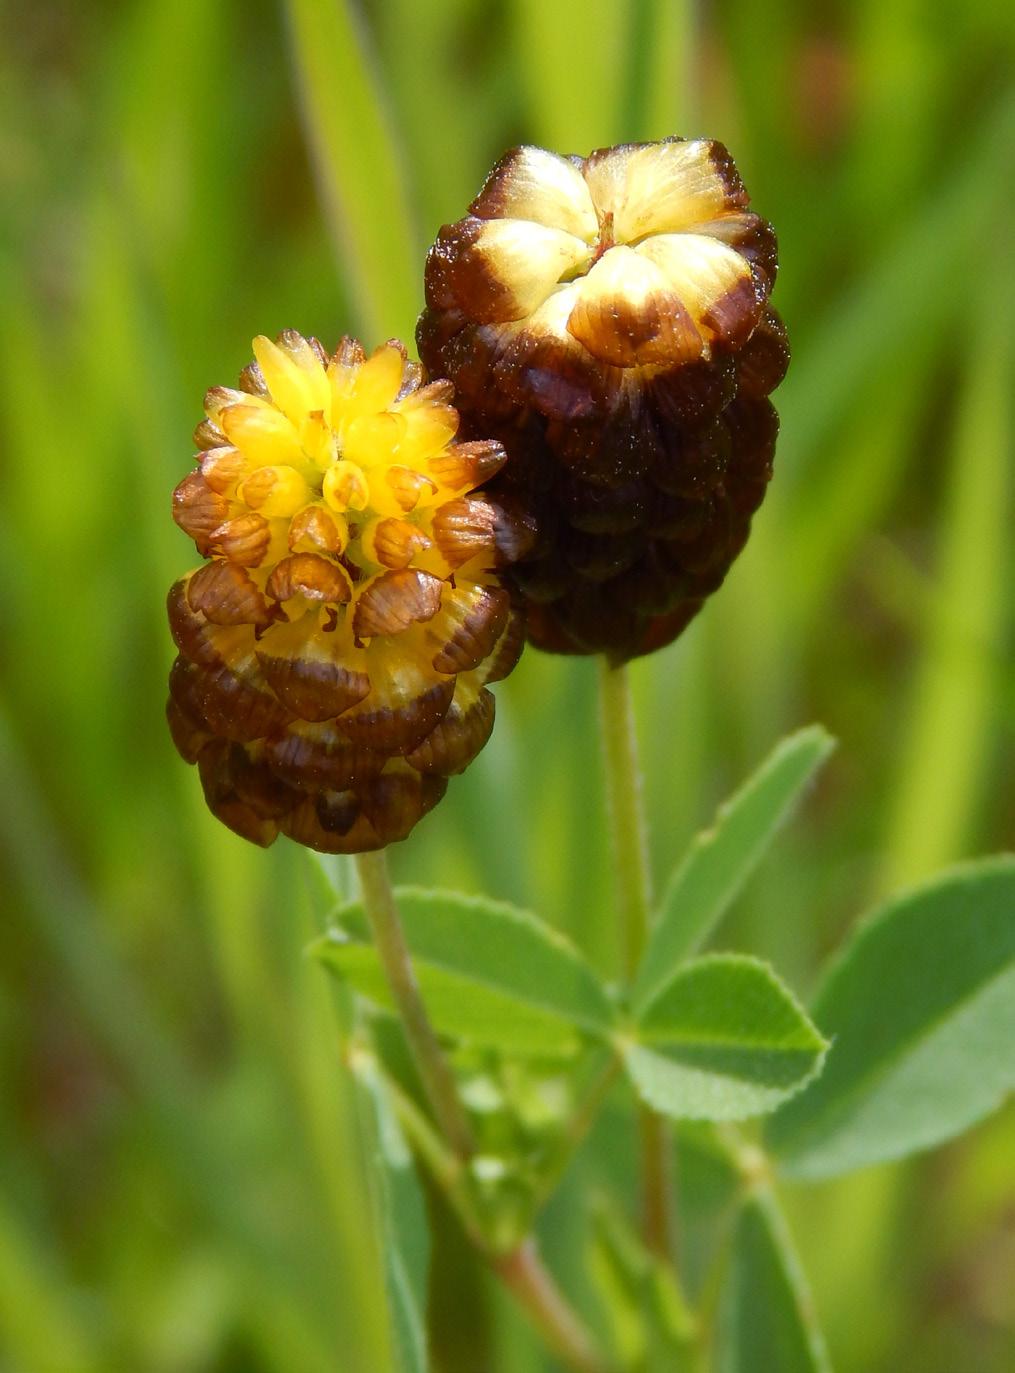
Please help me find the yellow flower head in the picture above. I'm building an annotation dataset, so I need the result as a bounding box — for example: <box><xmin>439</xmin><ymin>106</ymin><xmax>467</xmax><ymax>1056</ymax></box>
<box><xmin>168</xmin><ymin>333</ymin><xmax>530</xmax><ymax>852</ymax></box>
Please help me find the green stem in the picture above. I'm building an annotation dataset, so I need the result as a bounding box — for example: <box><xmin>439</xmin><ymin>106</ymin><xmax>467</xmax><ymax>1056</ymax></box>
<box><xmin>347</xmin><ymin>860</ymin><xmax>613</xmax><ymax>1373</ymax></box>
<box><xmin>598</xmin><ymin>659</ymin><xmax>653</xmax><ymax>979</ymax></box>
<box><xmin>354</xmin><ymin>849</ymin><xmax>475</xmax><ymax>1160</ymax></box>
<box><xmin>597</xmin><ymin>658</ymin><xmax>675</xmax><ymax>1259</ymax></box>
<box><xmin>492</xmin><ymin>1241</ymin><xmax>616</xmax><ymax>1373</ymax></box>
<box><xmin>385</xmin><ymin>1065</ymin><xmax>616</xmax><ymax>1373</ymax></box>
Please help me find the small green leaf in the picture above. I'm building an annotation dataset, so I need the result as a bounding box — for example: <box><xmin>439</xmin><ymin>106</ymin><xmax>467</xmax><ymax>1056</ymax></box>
<box><xmin>626</xmin><ymin>956</ymin><xmax>827</xmax><ymax>1122</ymax></box>
<box><xmin>353</xmin><ymin>1056</ymin><xmax>430</xmax><ymax>1373</ymax></box>
<box><xmin>313</xmin><ymin>888</ymin><xmax>615</xmax><ymax>1055</ymax></box>
<box><xmin>717</xmin><ymin>1190</ymin><xmax>833</xmax><ymax>1373</ymax></box>
<box><xmin>633</xmin><ymin>727</ymin><xmax>835</xmax><ymax>1012</ymax></box>
<box><xmin>769</xmin><ymin>856</ymin><xmax>1015</xmax><ymax>1178</ymax></box>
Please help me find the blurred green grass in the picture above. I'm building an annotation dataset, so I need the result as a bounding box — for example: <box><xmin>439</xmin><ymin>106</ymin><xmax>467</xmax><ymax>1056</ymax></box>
<box><xmin>1</xmin><ymin>1</ymin><xmax>1012</xmax><ymax>1370</ymax></box>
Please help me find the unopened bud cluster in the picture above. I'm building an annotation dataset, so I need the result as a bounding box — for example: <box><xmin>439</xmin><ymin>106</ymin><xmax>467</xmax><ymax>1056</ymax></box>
<box><xmin>168</xmin><ymin>333</ymin><xmax>528</xmax><ymax>851</ymax></box>
<box><xmin>417</xmin><ymin>138</ymin><xmax>788</xmax><ymax>661</ymax></box>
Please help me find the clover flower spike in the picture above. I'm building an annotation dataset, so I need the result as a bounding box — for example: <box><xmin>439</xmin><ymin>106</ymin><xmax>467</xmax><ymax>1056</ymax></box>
<box><xmin>417</xmin><ymin>138</ymin><xmax>789</xmax><ymax>661</ymax></box>
<box><xmin>167</xmin><ymin>333</ymin><xmax>530</xmax><ymax>852</ymax></box>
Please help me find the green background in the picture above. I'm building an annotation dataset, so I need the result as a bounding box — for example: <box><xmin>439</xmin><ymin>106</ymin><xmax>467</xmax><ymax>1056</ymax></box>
<box><xmin>1</xmin><ymin>1</ymin><xmax>1012</xmax><ymax>1369</ymax></box>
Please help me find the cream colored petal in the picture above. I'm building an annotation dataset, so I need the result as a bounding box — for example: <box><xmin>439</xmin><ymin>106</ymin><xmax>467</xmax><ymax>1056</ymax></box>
<box><xmin>465</xmin><ymin>219</ymin><xmax>593</xmax><ymax>322</ymax></box>
<box><xmin>567</xmin><ymin>245</ymin><xmax>703</xmax><ymax>367</ymax></box>
<box><xmin>585</xmin><ymin>140</ymin><xmax>747</xmax><ymax>243</ymax></box>
<box><xmin>471</xmin><ymin>145</ymin><xmax>598</xmax><ymax>240</ymax></box>
<box><xmin>636</xmin><ymin>233</ymin><xmax>761</xmax><ymax>347</ymax></box>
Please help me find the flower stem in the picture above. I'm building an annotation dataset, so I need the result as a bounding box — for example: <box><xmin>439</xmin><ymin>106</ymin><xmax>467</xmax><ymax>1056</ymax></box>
<box><xmin>492</xmin><ymin>1240</ymin><xmax>615</xmax><ymax>1373</ymax></box>
<box><xmin>597</xmin><ymin>658</ymin><xmax>675</xmax><ymax>1259</ymax></box>
<box><xmin>597</xmin><ymin>658</ymin><xmax>653</xmax><ymax>980</ymax></box>
<box><xmin>354</xmin><ymin>849</ymin><xmax>475</xmax><ymax>1160</ymax></box>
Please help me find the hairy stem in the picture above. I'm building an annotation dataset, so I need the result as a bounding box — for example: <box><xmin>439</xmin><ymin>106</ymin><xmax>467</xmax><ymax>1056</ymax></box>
<box><xmin>492</xmin><ymin>1240</ymin><xmax>615</xmax><ymax>1373</ymax></box>
<box><xmin>598</xmin><ymin>659</ymin><xmax>653</xmax><ymax>980</ymax></box>
<box><xmin>597</xmin><ymin>658</ymin><xmax>675</xmax><ymax>1258</ymax></box>
<box><xmin>354</xmin><ymin>849</ymin><xmax>475</xmax><ymax>1160</ymax></box>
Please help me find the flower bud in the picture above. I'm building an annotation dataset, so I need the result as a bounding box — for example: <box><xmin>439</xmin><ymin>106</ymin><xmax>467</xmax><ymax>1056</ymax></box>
<box><xmin>417</xmin><ymin>138</ymin><xmax>789</xmax><ymax>661</ymax></box>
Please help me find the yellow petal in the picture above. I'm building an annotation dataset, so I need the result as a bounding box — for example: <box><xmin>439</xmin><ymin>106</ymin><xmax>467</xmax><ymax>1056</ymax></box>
<box><xmin>399</xmin><ymin>403</ymin><xmax>459</xmax><ymax>462</ymax></box>
<box><xmin>341</xmin><ymin>411</ymin><xmax>406</xmax><ymax>468</ymax></box>
<box><xmin>332</xmin><ymin>343</ymin><xmax>404</xmax><ymax>420</ymax></box>
<box><xmin>252</xmin><ymin>333</ymin><xmax>330</xmax><ymax>427</ymax></box>
<box><xmin>322</xmin><ymin>460</ymin><xmax>370</xmax><ymax>513</ymax></box>
<box><xmin>220</xmin><ymin>403</ymin><xmax>305</xmax><ymax>468</ymax></box>
<box><xmin>237</xmin><ymin>464</ymin><xmax>313</xmax><ymax>518</ymax></box>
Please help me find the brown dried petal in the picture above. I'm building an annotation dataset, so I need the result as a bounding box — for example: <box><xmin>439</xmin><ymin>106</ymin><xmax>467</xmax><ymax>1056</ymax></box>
<box><xmin>288</xmin><ymin>504</ymin><xmax>346</xmax><ymax>556</ymax></box>
<box><xmin>200</xmin><ymin>446</ymin><xmax>247</xmax><ymax>494</ymax></box>
<box><xmin>196</xmin><ymin>742</ymin><xmax>278</xmax><ymax>847</ymax></box>
<box><xmin>428</xmin><ymin>439</ymin><xmax>507</xmax><ymax>490</ymax></box>
<box><xmin>336</xmin><ymin>678</ymin><xmax>455</xmax><ymax>754</ymax></box>
<box><xmin>370</xmin><ymin>518</ymin><xmax>432</xmax><ymax>570</ymax></box>
<box><xmin>430</xmin><ymin>585</ymin><xmax>510</xmax><ymax>674</ymax></box>
<box><xmin>406</xmin><ymin>689</ymin><xmax>495</xmax><ymax>775</ymax></box>
<box><xmin>207</xmin><ymin>513</ymin><xmax>271</xmax><ymax>567</ymax></box>
<box><xmin>266</xmin><ymin>553</ymin><xmax>352</xmax><ymax>605</ymax></box>
<box><xmin>169</xmin><ymin>655</ymin><xmax>292</xmax><ymax>743</ymax></box>
<box><xmin>166</xmin><ymin>694</ymin><xmax>210</xmax><ymax>763</ymax></box>
<box><xmin>194</xmin><ymin>418</ymin><xmax>225</xmax><ymax>450</ymax></box>
<box><xmin>256</xmin><ymin>645</ymin><xmax>370</xmax><ymax>723</ymax></box>
<box><xmin>430</xmin><ymin>498</ymin><xmax>498</xmax><ymax>569</ymax></box>
<box><xmin>352</xmin><ymin>568</ymin><xmax>443</xmax><ymax>639</ymax></box>
<box><xmin>386</xmin><ymin>466</ymin><xmax>437</xmax><ymax>513</ymax></box>
<box><xmin>187</xmin><ymin>560</ymin><xmax>271</xmax><ymax>627</ymax></box>
<box><xmin>172</xmin><ymin>472</ymin><xmax>230</xmax><ymax>551</ymax></box>
<box><xmin>482</xmin><ymin>608</ymin><xmax>526</xmax><ymax>684</ymax></box>
<box><xmin>264</xmin><ymin>722</ymin><xmax>385</xmax><ymax>792</ymax></box>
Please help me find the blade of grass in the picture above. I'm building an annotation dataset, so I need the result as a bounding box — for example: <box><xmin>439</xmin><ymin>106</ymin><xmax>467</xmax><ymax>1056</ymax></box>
<box><xmin>510</xmin><ymin>0</ymin><xmax>628</xmax><ymax>148</ymax></box>
<box><xmin>776</xmin><ymin>89</ymin><xmax>1015</xmax><ymax>491</ymax></box>
<box><xmin>0</xmin><ymin>1194</ymin><xmax>101</xmax><ymax>1373</ymax></box>
<box><xmin>881</xmin><ymin>263</ymin><xmax>1012</xmax><ymax>890</ymax></box>
<box><xmin>284</xmin><ymin>0</ymin><xmax>420</xmax><ymax>341</ymax></box>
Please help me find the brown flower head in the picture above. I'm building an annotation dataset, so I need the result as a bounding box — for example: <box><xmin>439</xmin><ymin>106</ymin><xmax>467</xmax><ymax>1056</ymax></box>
<box><xmin>417</xmin><ymin>138</ymin><xmax>789</xmax><ymax>661</ymax></box>
<box><xmin>168</xmin><ymin>332</ymin><xmax>530</xmax><ymax>852</ymax></box>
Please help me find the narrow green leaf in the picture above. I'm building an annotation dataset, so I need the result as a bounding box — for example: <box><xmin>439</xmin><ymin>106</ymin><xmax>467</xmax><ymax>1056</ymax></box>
<box><xmin>634</xmin><ymin>727</ymin><xmax>835</xmax><ymax>1011</ymax></box>
<box><xmin>588</xmin><ymin>1200</ymin><xmax>696</xmax><ymax>1371</ymax></box>
<box><xmin>776</xmin><ymin>87</ymin><xmax>1015</xmax><ymax>487</ymax></box>
<box><xmin>353</xmin><ymin>1056</ymin><xmax>430</xmax><ymax>1373</ymax></box>
<box><xmin>717</xmin><ymin>1190</ymin><xmax>833</xmax><ymax>1373</ymax></box>
<box><xmin>510</xmin><ymin>0</ymin><xmax>628</xmax><ymax>149</ymax></box>
<box><xmin>626</xmin><ymin>956</ymin><xmax>827</xmax><ymax>1122</ymax></box>
<box><xmin>313</xmin><ymin>888</ymin><xmax>616</xmax><ymax>1054</ymax></box>
<box><xmin>881</xmin><ymin>267</ymin><xmax>1012</xmax><ymax>890</ymax></box>
<box><xmin>284</xmin><ymin>0</ymin><xmax>420</xmax><ymax>341</ymax></box>
<box><xmin>769</xmin><ymin>857</ymin><xmax>1015</xmax><ymax>1178</ymax></box>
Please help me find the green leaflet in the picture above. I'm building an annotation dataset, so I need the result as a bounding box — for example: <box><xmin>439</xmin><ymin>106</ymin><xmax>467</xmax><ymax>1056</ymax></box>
<box><xmin>717</xmin><ymin>1190</ymin><xmax>833</xmax><ymax>1373</ymax></box>
<box><xmin>313</xmin><ymin>887</ymin><xmax>616</xmax><ymax>1055</ymax></box>
<box><xmin>626</xmin><ymin>956</ymin><xmax>827</xmax><ymax>1122</ymax></box>
<box><xmin>633</xmin><ymin>727</ymin><xmax>835</xmax><ymax>1013</ymax></box>
<box><xmin>769</xmin><ymin>857</ymin><xmax>1015</xmax><ymax>1178</ymax></box>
